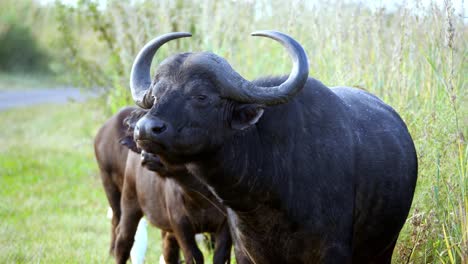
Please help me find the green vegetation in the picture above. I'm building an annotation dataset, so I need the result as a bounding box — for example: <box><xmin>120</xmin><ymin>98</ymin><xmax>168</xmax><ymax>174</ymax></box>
<box><xmin>0</xmin><ymin>101</ymin><xmax>169</xmax><ymax>262</ymax></box>
<box><xmin>56</xmin><ymin>2</ymin><xmax>468</xmax><ymax>261</ymax></box>
<box><xmin>0</xmin><ymin>0</ymin><xmax>58</xmax><ymax>74</ymax></box>
<box><xmin>0</xmin><ymin>0</ymin><xmax>71</xmax><ymax>91</ymax></box>
<box><xmin>0</xmin><ymin>0</ymin><xmax>466</xmax><ymax>263</ymax></box>
<box><xmin>0</xmin><ymin>24</ymin><xmax>50</xmax><ymax>73</ymax></box>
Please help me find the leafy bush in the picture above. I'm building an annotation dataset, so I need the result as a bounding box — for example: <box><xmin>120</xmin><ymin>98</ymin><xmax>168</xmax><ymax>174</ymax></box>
<box><xmin>0</xmin><ymin>0</ymin><xmax>57</xmax><ymax>74</ymax></box>
<box><xmin>0</xmin><ymin>23</ymin><xmax>50</xmax><ymax>73</ymax></box>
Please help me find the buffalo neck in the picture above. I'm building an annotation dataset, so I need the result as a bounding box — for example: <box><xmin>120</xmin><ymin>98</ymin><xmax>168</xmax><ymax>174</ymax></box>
<box><xmin>187</xmin><ymin>122</ymin><xmax>288</xmax><ymax>213</ymax></box>
<box><xmin>164</xmin><ymin>166</ymin><xmax>221</xmax><ymax>209</ymax></box>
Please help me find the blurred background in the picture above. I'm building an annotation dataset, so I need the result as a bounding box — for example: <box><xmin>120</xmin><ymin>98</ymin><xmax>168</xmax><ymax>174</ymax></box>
<box><xmin>0</xmin><ymin>0</ymin><xmax>466</xmax><ymax>263</ymax></box>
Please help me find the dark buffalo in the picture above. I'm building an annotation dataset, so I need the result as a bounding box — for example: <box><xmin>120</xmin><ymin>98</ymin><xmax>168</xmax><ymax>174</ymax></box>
<box><xmin>94</xmin><ymin>107</ymin><xmax>232</xmax><ymax>264</ymax></box>
<box><xmin>128</xmin><ymin>31</ymin><xmax>418</xmax><ymax>263</ymax></box>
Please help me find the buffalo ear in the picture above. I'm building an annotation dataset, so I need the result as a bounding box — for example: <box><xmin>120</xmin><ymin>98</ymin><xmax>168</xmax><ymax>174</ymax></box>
<box><xmin>124</xmin><ymin>109</ymin><xmax>147</xmax><ymax>130</ymax></box>
<box><xmin>231</xmin><ymin>104</ymin><xmax>264</xmax><ymax>130</ymax></box>
<box><xmin>119</xmin><ymin>136</ymin><xmax>140</xmax><ymax>153</ymax></box>
<box><xmin>121</xmin><ymin>108</ymin><xmax>147</xmax><ymax>153</ymax></box>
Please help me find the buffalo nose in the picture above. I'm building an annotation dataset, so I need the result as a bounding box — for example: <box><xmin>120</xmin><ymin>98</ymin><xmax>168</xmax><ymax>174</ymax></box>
<box><xmin>134</xmin><ymin>116</ymin><xmax>169</xmax><ymax>140</ymax></box>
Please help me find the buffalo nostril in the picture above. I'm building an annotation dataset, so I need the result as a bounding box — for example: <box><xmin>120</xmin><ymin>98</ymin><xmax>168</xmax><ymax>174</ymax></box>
<box><xmin>152</xmin><ymin>123</ymin><xmax>167</xmax><ymax>134</ymax></box>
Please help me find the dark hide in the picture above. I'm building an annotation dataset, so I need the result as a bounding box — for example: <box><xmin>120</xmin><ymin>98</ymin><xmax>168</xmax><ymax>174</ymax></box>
<box><xmin>94</xmin><ymin>107</ymin><xmax>232</xmax><ymax>264</ymax></box>
<box><xmin>133</xmin><ymin>53</ymin><xmax>418</xmax><ymax>264</ymax></box>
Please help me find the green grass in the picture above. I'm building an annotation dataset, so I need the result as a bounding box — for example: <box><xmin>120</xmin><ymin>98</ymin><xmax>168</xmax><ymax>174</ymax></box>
<box><xmin>0</xmin><ymin>101</ymin><xmax>171</xmax><ymax>263</ymax></box>
<box><xmin>1</xmin><ymin>0</ymin><xmax>467</xmax><ymax>263</ymax></box>
<box><xmin>0</xmin><ymin>100</ymin><xmax>223</xmax><ymax>262</ymax></box>
<box><xmin>63</xmin><ymin>1</ymin><xmax>466</xmax><ymax>261</ymax></box>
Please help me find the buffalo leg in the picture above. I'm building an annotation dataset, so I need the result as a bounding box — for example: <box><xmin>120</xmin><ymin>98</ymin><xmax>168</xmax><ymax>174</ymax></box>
<box><xmin>232</xmin><ymin>247</ymin><xmax>252</xmax><ymax>264</ymax></box>
<box><xmin>173</xmin><ymin>218</ymin><xmax>204</xmax><ymax>264</ymax></box>
<box><xmin>162</xmin><ymin>231</ymin><xmax>180</xmax><ymax>264</ymax></box>
<box><xmin>100</xmin><ymin>169</ymin><xmax>122</xmax><ymax>255</ymax></box>
<box><xmin>213</xmin><ymin>223</ymin><xmax>232</xmax><ymax>264</ymax></box>
<box><xmin>318</xmin><ymin>242</ymin><xmax>352</xmax><ymax>264</ymax></box>
<box><xmin>369</xmin><ymin>239</ymin><xmax>397</xmax><ymax>264</ymax></box>
<box><xmin>114</xmin><ymin>182</ymin><xmax>143</xmax><ymax>264</ymax></box>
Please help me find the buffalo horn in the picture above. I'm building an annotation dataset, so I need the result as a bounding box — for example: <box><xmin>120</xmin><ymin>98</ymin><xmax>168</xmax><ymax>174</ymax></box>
<box><xmin>129</xmin><ymin>32</ymin><xmax>191</xmax><ymax>108</ymax></box>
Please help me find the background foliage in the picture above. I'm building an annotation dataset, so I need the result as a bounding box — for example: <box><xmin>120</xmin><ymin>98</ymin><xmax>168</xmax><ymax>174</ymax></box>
<box><xmin>0</xmin><ymin>0</ymin><xmax>466</xmax><ymax>263</ymax></box>
<box><xmin>0</xmin><ymin>0</ymin><xmax>63</xmax><ymax>81</ymax></box>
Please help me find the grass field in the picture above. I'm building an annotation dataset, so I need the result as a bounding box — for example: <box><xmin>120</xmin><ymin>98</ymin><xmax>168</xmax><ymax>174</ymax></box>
<box><xmin>0</xmin><ymin>101</ymin><xmax>169</xmax><ymax>263</ymax></box>
<box><xmin>0</xmin><ymin>75</ymin><xmax>465</xmax><ymax>263</ymax></box>
<box><xmin>0</xmin><ymin>0</ymin><xmax>466</xmax><ymax>263</ymax></box>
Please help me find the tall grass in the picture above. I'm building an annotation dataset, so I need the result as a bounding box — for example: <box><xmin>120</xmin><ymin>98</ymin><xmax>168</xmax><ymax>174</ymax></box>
<box><xmin>51</xmin><ymin>0</ymin><xmax>468</xmax><ymax>262</ymax></box>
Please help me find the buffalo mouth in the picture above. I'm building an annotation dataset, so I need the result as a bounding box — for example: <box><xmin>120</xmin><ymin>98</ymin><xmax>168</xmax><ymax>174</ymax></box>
<box><xmin>140</xmin><ymin>150</ymin><xmax>169</xmax><ymax>174</ymax></box>
<box><xmin>136</xmin><ymin>139</ymin><xmax>167</xmax><ymax>154</ymax></box>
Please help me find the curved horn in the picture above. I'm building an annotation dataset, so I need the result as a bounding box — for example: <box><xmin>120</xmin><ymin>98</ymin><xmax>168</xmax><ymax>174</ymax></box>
<box><xmin>194</xmin><ymin>30</ymin><xmax>309</xmax><ymax>105</ymax></box>
<box><xmin>130</xmin><ymin>32</ymin><xmax>191</xmax><ymax>108</ymax></box>
<box><xmin>247</xmin><ymin>30</ymin><xmax>309</xmax><ymax>105</ymax></box>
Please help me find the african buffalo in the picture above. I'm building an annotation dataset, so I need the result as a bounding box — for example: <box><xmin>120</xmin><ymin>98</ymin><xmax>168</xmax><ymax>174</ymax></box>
<box><xmin>128</xmin><ymin>31</ymin><xmax>418</xmax><ymax>263</ymax></box>
<box><xmin>94</xmin><ymin>107</ymin><xmax>232</xmax><ymax>264</ymax></box>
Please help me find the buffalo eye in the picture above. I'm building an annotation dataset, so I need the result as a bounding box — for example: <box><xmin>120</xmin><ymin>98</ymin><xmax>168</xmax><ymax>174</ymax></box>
<box><xmin>189</xmin><ymin>93</ymin><xmax>212</xmax><ymax>108</ymax></box>
<box><xmin>194</xmin><ymin>95</ymin><xmax>207</xmax><ymax>101</ymax></box>
<box><xmin>191</xmin><ymin>95</ymin><xmax>210</xmax><ymax>106</ymax></box>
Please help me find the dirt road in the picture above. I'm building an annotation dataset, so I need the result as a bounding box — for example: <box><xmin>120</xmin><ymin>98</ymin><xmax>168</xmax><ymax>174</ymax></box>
<box><xmin>0</xmin><ymin>88</ymin><xmax>97</xmax><ymax>111</ymax></box>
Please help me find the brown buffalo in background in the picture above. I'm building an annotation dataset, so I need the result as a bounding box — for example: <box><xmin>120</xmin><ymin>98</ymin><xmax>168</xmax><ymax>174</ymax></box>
<box><xmin>94</xmin><ymin>107</ymin><xmax>231</xmax><ymax>264</ymax></box>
